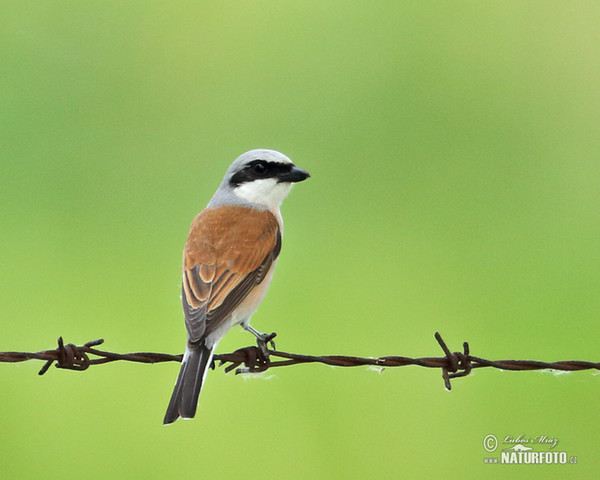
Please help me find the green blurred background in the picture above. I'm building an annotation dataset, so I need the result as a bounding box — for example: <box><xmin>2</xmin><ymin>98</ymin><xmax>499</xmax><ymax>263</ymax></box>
<box><xmin>1</xmin><ymin>1</ymin><xmax>599</xmax><ymax>478</ymax></box>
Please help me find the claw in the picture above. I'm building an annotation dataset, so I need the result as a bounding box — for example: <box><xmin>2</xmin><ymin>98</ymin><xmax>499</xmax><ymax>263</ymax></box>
<box><xmin>262</xmin><ymin>332</ymin><xmax>277</xmax><ymax>351</ymax></box>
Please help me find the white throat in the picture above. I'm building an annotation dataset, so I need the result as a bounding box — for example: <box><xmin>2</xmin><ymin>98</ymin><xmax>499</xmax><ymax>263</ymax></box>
<box><xmin>233</xmin><ymin>179</ymin><xmax>293</xmax><ymax>211</ymax></box>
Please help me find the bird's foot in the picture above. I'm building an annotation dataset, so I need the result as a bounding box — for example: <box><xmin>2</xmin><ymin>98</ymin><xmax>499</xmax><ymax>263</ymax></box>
<box><xmin>255</xmin><ymin>331</ymin><xmax>277</xmax><ymax>358</ymax></box>
<box><xmin>244</xmin><ymin>325</ymin><xmax>277</xmax><ymax>358</ymax></box>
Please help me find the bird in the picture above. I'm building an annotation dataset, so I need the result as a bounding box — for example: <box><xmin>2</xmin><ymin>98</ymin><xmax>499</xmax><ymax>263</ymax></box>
<box><xmin>163</xmin><ymin>149</ymin><xmax>310</xmax><ymax>424</ymax></box>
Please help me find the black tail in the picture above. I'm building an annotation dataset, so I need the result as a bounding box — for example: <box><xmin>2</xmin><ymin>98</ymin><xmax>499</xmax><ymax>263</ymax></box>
<box><xmin>163</xmin><ymin>342</ymin><xmax>213</xmax><ymax>425</ymax></box>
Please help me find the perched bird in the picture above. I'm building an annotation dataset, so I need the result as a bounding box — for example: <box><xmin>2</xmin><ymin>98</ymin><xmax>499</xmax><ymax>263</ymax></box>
<box><xmin>164</xmin><ymin>149</ymin><xmax>310</xmax><ymax>424</ymax></box>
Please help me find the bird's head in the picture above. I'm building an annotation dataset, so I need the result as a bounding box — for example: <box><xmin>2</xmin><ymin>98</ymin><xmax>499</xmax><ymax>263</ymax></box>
<box><xmin>214</xmin><ymin>149</ymin><xmax>310</xmax><ymax>210</ymax></box>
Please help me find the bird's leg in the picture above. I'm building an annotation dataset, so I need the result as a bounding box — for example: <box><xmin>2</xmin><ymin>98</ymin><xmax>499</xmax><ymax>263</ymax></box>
<box><xmin>244</xmin><ymin>324</ymin><xmax>277</xmax><ymax>358</ymax></box>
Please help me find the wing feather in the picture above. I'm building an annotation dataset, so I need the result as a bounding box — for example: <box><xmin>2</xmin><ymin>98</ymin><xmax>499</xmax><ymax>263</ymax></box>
<box><xmin>185</xmin><ymin>267</ymin><xmax>211</xmax><ymax>304</ymax></box>
<box><xmin>208</xmin><ymin>270</ymin><xmax>238</xmax><ymax>311</ymax></box>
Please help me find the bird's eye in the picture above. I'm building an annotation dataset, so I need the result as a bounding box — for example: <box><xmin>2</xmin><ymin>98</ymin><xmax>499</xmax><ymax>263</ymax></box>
<box><xmin>252</xmin><ymin>161</ymin><xmax>268</xmax><ymax>175</ymax></box>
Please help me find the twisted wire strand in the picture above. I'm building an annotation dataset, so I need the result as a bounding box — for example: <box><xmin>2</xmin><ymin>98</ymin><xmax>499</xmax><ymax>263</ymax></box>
<box><xmin>1</xmin><ymin>332</ymin><xmax>598</xmax><ymax>390</ymax></box>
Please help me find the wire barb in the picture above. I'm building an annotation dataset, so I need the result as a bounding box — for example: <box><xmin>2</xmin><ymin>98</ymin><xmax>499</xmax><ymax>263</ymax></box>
<box><xmin>1</xmin><ymin>333</ymin><xmax>598</xmax><ymax>390</ymax></box>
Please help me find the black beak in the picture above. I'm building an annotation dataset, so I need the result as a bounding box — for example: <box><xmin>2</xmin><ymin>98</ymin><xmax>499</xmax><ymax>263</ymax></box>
<box><xmin>278</xmin><ymin>165</ymin><xmax>310</xmax><ymax>183</ymax></box>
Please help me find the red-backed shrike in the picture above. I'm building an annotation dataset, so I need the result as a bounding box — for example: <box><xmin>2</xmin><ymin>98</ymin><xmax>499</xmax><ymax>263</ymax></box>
<box><xmin>164</xmin><ymin>149</ymin><xmax>309</xmax><ymax>424</ymax></box>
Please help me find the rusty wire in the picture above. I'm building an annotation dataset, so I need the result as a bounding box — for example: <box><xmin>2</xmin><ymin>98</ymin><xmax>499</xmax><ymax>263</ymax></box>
<box><xmin>0</xmin><ymin>332</ymin><xmax>598</xmax><ymax>390</ymax></box>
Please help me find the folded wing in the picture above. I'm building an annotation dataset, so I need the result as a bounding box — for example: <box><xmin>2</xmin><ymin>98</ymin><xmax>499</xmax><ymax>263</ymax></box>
<box><xmin>181</xmin><ymin>206</ymin><xmax>281</xmax><ymax>343</ymax></box>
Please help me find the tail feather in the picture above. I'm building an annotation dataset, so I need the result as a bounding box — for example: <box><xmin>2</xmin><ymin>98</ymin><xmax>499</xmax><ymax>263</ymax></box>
<box><xmin>163</xmin><ymin>343</ymin><xmax>214</xmax><ymax>425</ymax></box>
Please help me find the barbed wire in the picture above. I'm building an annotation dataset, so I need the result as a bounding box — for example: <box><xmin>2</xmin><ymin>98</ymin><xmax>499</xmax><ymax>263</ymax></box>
<box><xmin>0</xmin><ymin>332</ymin><xmax>598</xmax><ymax>390</ymax></box>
